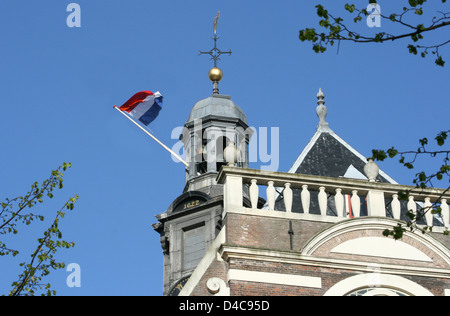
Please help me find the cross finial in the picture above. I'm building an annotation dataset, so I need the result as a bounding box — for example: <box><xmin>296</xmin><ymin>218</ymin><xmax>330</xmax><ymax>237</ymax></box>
<box><xmin>199</xmin><ymin>11</ymin><xmax>232</xmax><ymax>94</ymax></box>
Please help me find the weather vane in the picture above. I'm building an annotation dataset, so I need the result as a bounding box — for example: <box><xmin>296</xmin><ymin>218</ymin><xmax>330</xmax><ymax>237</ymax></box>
<box><xmin>199</xmin><ymin>11</ymin><xmax>232</xmax><ymax>94</ymax></box>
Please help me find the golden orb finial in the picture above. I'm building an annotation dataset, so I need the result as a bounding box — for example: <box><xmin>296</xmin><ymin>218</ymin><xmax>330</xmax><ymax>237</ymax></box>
<box><xmin>208</xmin><ymin>67</ymin><xmax>223</xmax><ymax>82</ymax></box>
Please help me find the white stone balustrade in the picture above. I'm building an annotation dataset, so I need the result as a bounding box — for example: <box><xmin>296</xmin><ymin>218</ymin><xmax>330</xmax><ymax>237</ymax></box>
<box><xmin>217</xmin><ymin>166</ymin><xmax>450</xmax><ymax>231</ymax></box>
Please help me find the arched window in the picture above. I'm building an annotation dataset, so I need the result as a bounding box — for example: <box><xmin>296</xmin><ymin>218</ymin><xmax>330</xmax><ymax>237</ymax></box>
<box><xmin>346</xmin><ymin>287</ymin><xmax>409</xmax><ymax>296</ymax></box>
<box><xmin>324</xmin><ymin>273</ymin><xmax>433</xmax><ymax>296</ymax></box>
<box><xmin>216</xmin><ymin>136</ymin><xmax>230</xmax><ymax>170</ymax></box>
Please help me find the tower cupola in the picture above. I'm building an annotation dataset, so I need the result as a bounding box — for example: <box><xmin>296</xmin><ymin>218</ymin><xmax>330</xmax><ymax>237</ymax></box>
<box><xmin>181</xmin><ymin>11</ymin><xmax>253</xmax><ymax>189</ymax></box>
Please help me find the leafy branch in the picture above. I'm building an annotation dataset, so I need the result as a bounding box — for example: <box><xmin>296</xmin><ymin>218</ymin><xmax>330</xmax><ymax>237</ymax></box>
<box><xmin>9</xmin><ymin>196</ymin><xmax>78</xmax><ymax>296</ymax></box>
<box><xmin>372</xmin><ymin>130</ymin><xmax>450</xmax><ymax>239</ymax></box>
<box><xmin>372</xmin><ymin>130</ymin><xmax>450</xmax><ymax>188</ymax></box>
<box><xmin>0</xmin><ymin>163</ymin><xmax>78</xmax><ymax>296</ymax></box>
<box><xmin>383</xmin><ymin>193</ymin><xmax>449</xmax><ymax>240</ymax></box>
<box><xmin>0</xmin><ymin>163</ymin><xmax>72</xmax><ymax>257</ymax></box>
<box><xmin>299</xmin><ymin>1</ymin><xmax>450</xmax><ymax>66</ymax></box>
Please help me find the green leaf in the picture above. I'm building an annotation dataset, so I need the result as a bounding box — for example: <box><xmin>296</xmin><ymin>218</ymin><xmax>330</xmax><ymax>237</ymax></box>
<box><xmin>435</xmin><ymin>131</ymin><xmax>448</xmax><ymax>146</ymax></box>
<box><xmin>408</xmin><ymin>44</ymin><xmax>418</xmax><ymax>55</ymax></box>
<box><xmin>435</xmin><ymin>56</ymin><xmax>445</xmax><ymax>67</ymax></box>
<box><xmin>416</xmin><ymin>24</ymin><xmax>426</xmax><ymax>31</ymax></box>
<box><xmin>387</xmin><ymin>147</ymin><xmax>398</xmax><ymax>158</ymax></box>
<box><xmin>316</xmin><ymin>4</ymin><xmax>329</xmax><ymax>19</ymax></box>
<box><xmin>371</xmin><ymin>149</ymin><xmax>387</xmax><ymax>161</ymax></box>
<box><xmin>344</xmin><ymin>3</ymin><xmax>355</xmax><ymax>13</ymax></box>
<box><xmin>406</xmin><ymin>210</ymin><xmax>416</xmax><ymax>220</ymax></box>
<box><xmin>353</xmin><ymin>16</ymin><xmax>362</xmax><ymax>23</ymax></box>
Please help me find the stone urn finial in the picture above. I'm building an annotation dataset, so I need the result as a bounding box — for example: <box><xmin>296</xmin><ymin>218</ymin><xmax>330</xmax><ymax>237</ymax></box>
<box><xmin>364</xmin><ymin>158</ymin><xmax>379</xmax><ymax>182</ymax></box>
<box><xmin>224</xmin><ymin>141</ymin><xmax>238</xmax><ymax>166</ymax></box>
<box><xmin>316</xmin><ymin>88</ymin><xmax>330</xmax><ymax>131</ymax></box>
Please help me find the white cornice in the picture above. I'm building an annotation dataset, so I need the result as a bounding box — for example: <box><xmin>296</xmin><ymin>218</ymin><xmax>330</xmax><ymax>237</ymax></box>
<box><xmin>220</xmin><ymin>244</ymin><xmax>450</xmax><ymax>280</ymax></box>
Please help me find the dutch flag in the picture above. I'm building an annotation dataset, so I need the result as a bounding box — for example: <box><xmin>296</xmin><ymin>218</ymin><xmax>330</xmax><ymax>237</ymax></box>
<box><xmin>117</xmin><ymin>91</ymin><xmax>163</xmax><ymax>126</ymax></box>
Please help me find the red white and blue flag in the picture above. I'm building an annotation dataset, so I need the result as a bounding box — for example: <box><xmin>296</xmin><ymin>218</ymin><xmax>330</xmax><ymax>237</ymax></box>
<box><xmin>117</xmin><ymin>91</ymin><xmax>163</xmax><ymax>126</ymax></box>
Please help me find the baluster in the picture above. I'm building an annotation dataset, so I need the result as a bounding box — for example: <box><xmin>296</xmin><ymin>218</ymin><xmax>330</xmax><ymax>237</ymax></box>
<box><xmin>407</xmin><ymin>195</ymin><xmax>417</xmax><ymax>219</ymax></box>
<box><xmin>391</xmin><ymin>194</ymin><xmax>401</xmax><ymax>219</ymax></box>
<box><xmin>301</xmin><ymin>185</ymin><xmax>310</xmax><ymax>214</ymax></box>
<box><xmin>318</xmin><ymin>187</ymin><xmax>327</xmax><ymax>216</ymax></box>
<box><xmin>249</xmin><ymin>179</ymin><xmax>259</xmax><ymax>209</ymax></box>
<box><xmin>284</xmin><ymin>183</ymin><xmax>293</xmax><ymax>213</ymax></box>
<box><xmin>266</xmin><ymin>181</ymin><xmax>275</xmax><ymax>211</ymax></box>
<box><xmin>335</xmin><ymin>188</ymin><xmax>344</xmax><ymax>217</ymax></box>
<box><xmin>424</xmin><ymin>197</ymin><xmax>433</xmax><ymax>227</ymax></box>
<box><xmin>442</xmin><ymin>199</ymin><xmax>449</xmax><ymax>229</ymax></box>
<box><xmin>351</xmin><ymin>190</ymin><xmax>360</xmax><ymax>217</ymax></box>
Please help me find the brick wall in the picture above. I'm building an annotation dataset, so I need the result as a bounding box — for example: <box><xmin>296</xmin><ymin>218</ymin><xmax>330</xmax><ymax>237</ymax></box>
<box><xmin>227</xmin><ymin>257</ymin><xmax>450</xmax><ymax>296</ymax></box>
<box><xmin>186</xmin><ymin>212</ymin><xmax>450</xmax><ymax>296</ymax></box>
<box><xmin>228</xmin><ymin>257</ymin><xmax>354</xmax><ymax>296</ymax></box>
<box><xmin>190</xmin><ymin>258</ymin><xmax>228</xmax><ymax>296</ymax></box>
<box><xmin>225</xmin><ymin>213</ymin><xmax>332</xmax><ymax>252</ymax></box>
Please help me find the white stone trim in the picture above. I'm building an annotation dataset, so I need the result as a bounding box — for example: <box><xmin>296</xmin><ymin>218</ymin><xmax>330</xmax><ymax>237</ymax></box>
<box><xmin>225</xmin><ymin>205</ymin><xmax>343</xmax><ymax>223</ymax></box>
<box><xmin>324</xmin><ymin>273</ymin><xmax>434</xmax><ymax>296</ymax></box>
<box><xmin>220</xmin><ymin>245</ymin><xmax>450</xmax><ymax>280</ymax></box>
<box><xmin>228</xmin><ymin>269</ymin><xmax>322</xmax><ymax>289</ymax></box>
<box><xmin>330</xmin><ymin>236</ymin><xmax>433</xmax><ymax>262</ymax></box>
<box><xmin>301</xmin><ymin>217</ymin><xmax>450</xmax><ymax>266</ymax></box>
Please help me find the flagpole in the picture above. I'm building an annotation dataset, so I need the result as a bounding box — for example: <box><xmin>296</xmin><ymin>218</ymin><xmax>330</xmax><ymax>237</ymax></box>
<box><xmin>114</xmin><ymin>106</ymin><xmax>189</xmax><ymax>168</ymax></box>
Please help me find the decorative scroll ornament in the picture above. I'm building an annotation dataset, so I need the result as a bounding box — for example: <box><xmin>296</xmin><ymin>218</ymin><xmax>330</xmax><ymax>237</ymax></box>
<box><xmin>206</xmin><ymin>277</ymin><xmax>230</xmax><ymax>296</ymax></box>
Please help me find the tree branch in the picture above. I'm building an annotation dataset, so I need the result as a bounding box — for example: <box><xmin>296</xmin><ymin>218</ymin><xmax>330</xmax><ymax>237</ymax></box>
<box><xmin>333</xmin><ymin>20</ymin><xmax>450</xmax><ymax>43</ymax></box>
<box><xmin>299</xmin><ymin>3</ymin><xmax>450</xmax><ymax>66</ymax></box>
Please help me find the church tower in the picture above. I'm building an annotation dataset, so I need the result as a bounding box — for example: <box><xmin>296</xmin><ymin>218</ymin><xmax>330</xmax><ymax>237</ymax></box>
<box><xmin>155</xmin><ymin>12</ymin><xmax>450</xmax><ymax>297</ymax></box>
<box><xmin>170</xmin><ymin>88</ymin><xmax>450</xmax><ymax>297</ymax></box>
<box><xmin>153</xmin><ymin>12</ymin><xmax>252</xmax><ymax>296</ymax></box>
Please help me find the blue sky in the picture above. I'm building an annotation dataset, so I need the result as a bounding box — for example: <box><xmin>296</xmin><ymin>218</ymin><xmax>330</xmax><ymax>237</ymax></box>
<box><xmin>0</xmin><ymin>0</ymin><xmax>448</xmax><ymax>296</ymax></box>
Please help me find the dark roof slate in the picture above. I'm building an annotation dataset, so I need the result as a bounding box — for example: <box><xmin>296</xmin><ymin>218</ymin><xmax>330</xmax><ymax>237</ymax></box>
<box><xmin>288</xmin><ymin>130</ymin><xmax>397</xmax><ymax>184</ymax></box>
